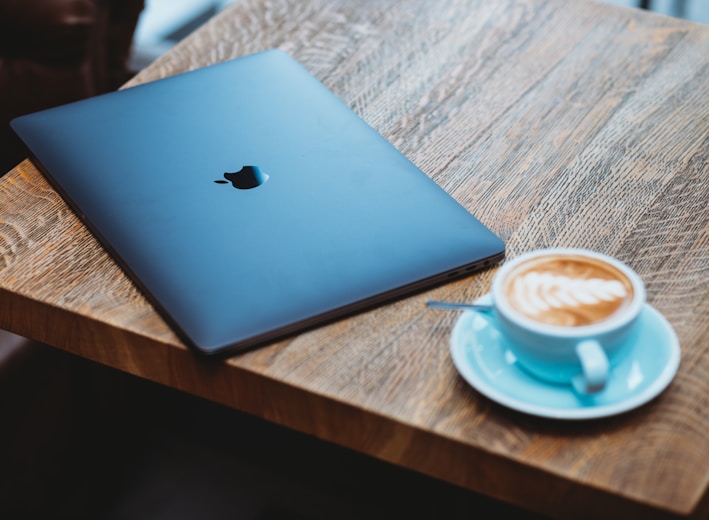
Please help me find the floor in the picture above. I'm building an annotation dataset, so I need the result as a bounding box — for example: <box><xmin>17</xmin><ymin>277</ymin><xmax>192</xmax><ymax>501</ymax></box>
<box><xmin>130</xmin><ymin>0</ymin><xmax>230</xmax><ymax>70</ymax></box>
<box><xmin>0</xmin><ymin>342</ymin><xmax>550</xmax><ymax>519</ymax></box>
<box><xmin>603</xmin><ymin>0</ymin><xmax>709</xmax><ymax>22</ymax></box>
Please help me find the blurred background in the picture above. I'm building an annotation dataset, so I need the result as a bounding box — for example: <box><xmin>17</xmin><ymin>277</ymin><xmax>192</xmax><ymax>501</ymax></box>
<box><xmin>130</xmin><ymin>0</ymin><xmax>233</xmax><ymax>70</ymax></box>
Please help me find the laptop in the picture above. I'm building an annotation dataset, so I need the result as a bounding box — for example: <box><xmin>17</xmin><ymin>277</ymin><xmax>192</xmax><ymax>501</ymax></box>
<box><xmin>11</xmin><ymin>49</ymin><xmax>504</xmax><ymax>357</ymax></box>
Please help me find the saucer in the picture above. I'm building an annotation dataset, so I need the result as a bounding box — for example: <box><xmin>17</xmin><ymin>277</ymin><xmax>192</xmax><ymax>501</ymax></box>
<box><xmin>449</xmin><ymin>295</ymin><xmax>680</xmax><ymax>420</ymax></box>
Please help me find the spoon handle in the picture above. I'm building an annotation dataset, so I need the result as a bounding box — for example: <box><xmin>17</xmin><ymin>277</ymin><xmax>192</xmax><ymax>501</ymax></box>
<box><xmin>425</xmin><ymin>300</ymin><xmax>493</xmax><ymax>312</ymax></box>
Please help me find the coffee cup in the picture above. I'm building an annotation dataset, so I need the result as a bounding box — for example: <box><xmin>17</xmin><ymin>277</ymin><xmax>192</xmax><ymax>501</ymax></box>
<box><xmin>491</xmin><ymin>248</ymin><xmax>645</xmax><ymax>394</ymax></box>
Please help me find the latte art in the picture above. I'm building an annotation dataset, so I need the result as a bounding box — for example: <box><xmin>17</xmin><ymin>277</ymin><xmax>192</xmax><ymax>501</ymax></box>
<box><xmin>512</xmin><ymin>272</ymin><xmax>628</xmax><ymax>320</ymax></box>
<box><xmin>503</xmin><ymin>255</ymin><xmax>634</xmax><ymax>327</ymax></box>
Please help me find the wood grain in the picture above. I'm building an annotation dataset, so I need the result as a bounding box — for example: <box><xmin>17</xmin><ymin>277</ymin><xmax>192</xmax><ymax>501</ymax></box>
<box><xmin>1</xmin><ymin>0</ymin><xmax>708</xmax><ymax>518</ymax></box>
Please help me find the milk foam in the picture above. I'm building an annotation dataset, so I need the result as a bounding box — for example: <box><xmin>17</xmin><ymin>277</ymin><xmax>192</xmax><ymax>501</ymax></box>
<box><xmin>512</xmin><ymin>272</ymin><xmax>628</xmax><ymax>316</ymax></box>
<box><xmin>503</xmin><ymin>255</ymin><xmax>634</xmax><ymax>327</ymax></box>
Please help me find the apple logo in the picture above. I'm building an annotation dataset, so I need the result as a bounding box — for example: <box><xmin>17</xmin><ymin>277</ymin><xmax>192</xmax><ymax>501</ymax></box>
<box><xmin>215</xmin><ymin>166</ymin><xmax>269</xmax><ymax>189</ymax></box>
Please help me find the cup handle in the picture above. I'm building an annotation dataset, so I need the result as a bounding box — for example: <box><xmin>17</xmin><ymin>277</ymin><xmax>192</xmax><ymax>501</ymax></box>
<box><xmin>571</xmin><ymin>340</ymin><xmax>609</xmax><ymax>395</ymax></box>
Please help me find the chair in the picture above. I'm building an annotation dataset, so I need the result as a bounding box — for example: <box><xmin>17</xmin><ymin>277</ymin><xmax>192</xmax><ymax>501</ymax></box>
<box><xmin>0</xmin><ymin>2</ymin><xmax>145</xmax><ymax>515</ymax></box>
<box><xmin>0</xmin><ymin>0</ymin><xmax>145</xmax><ymax>174</ymax></box>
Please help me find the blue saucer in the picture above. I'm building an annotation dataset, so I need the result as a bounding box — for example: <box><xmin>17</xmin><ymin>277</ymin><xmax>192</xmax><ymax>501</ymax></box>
<box><xmin>450</xmin><ymin>295</ymin><xmax>680</xmax><ymax>420</ymax></box>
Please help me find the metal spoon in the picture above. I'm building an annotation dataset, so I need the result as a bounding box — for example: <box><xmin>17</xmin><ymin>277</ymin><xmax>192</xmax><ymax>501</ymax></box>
<box><xmin>425</xmin><ymin>300</ymin><xmax>494</xmax><ymax>312</ymax></box>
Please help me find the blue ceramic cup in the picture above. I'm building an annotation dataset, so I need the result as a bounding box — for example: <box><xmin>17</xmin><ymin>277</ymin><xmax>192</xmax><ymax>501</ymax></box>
<box><xmin>491</xmin><ymin>249</ymin><xmax>646</xmax><ymax>394</ymax></box>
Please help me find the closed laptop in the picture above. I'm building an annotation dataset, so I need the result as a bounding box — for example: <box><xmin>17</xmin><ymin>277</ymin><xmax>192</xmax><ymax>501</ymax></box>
<box><xmin>11</xmin><ymin>49</ymin><xmax>504</xmax><ymax>357</ymax></box>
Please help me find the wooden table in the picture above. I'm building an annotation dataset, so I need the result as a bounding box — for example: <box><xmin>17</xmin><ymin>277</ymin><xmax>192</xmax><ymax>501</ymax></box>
<box><xmin>1</xmin><ymin>0</ymin><xmax>707</xmax><ymax>518</ymax></box>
